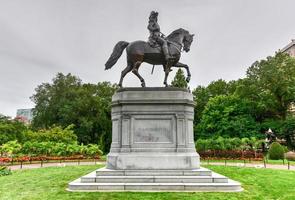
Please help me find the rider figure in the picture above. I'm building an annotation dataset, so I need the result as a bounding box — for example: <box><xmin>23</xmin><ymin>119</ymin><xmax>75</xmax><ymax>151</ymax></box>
<box><xmin>147</xmin><ymin>11</ymin><xmax>171</xmax><ymax>63</ymax></box>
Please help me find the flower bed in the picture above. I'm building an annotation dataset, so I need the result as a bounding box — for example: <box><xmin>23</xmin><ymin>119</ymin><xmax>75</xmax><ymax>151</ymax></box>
<box><xmin>198</xmin><ymin>150</ymin><xmax>264</xmax><ymax>160</ymax></box>
<box><xmin>0</xmin><ymin>155</ymin><xmax>101</xmax><ymax>165</ymax></box>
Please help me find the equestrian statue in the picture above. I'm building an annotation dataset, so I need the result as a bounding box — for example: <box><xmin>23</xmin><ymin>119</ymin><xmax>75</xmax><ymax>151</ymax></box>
<box><xmin>105</xmin><ymin>11</ymin><xmax>195</xmax><ymax>87</ymax></box>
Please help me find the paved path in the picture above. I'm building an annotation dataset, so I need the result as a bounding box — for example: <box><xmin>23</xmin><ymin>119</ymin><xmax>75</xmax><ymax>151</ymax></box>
<box><xmin>4</xmin><ymin>161</ymin><xmax>294</xmax><ymax>171</ymax></box>
<box><xmin>7</xmin><ymin>161</ymin><xmax>105</xmax><ymax>171</ymax></box>
<box><xmin>203</xmin><ymin>161</ymin><xmax>295</xmax><ymax>170</ymax></box>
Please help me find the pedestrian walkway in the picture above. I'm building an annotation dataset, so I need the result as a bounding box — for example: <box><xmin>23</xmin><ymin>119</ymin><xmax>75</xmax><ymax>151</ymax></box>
<box><xmin>203</xmin><ymin>161</ymin><xmax>294</xmax><ymax>170</ymax></box>
<box><xmin>4</xmin><ymin>160</ymin><xmax>294</xmax><ymax>171</ymax></box>
<box><xmin>7</xmin><ymin>161</ymin><xmax>105</xmax><ymax>171</ymax></box>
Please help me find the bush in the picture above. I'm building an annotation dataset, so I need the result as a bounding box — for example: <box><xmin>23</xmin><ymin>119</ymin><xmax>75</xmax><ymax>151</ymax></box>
<box><xmin>0</xmin><ymin>141</ymin><xmax>103</xmax><ymax>159</ymax></box>
<box><xmin>285</xmin><ymin>151</ymin><xmax>295</xmax><ymax>161</ymax></box>
<box><xmin>24</xmin><ymin>125</ymin><xmax>77</xmax><ymax>144</ymax></box>
<box><xmin>0</xmin><ymin>166</ymin><xmax>11</xmax><ymax>176</ymax></box>
<box><xmin>268</xmin><ymin>142</ymin><xmax>285</xmax><ymax>160</ymax></box>
<box><xmin>195</xmin><ymin>137</ymin><xmax>259</xmax><ymax>151</ymax></box>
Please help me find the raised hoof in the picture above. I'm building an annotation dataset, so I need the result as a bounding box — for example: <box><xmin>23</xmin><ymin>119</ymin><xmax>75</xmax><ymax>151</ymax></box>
<box><xmin>186</xmin><ymin>76</ymin><xmax>191</xmax><ymax>83</ymax></box>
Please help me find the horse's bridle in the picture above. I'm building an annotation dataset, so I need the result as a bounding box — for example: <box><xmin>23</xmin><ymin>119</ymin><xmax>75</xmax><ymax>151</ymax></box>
<box><xmin>167</xmin><ymin>40</ymin><xmax>183</xmax><ymax>53</ymax></box>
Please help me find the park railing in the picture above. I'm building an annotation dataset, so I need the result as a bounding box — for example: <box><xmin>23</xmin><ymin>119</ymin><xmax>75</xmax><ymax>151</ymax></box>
<box><xmin>0</xmin><ymin>155</ymin><xmax>103</xmax><ymax>169</ymax></box>
<box><xmin>201</xmin><ymin>157</ymin><xmax>295</xmax><ymax>170</ymax></box>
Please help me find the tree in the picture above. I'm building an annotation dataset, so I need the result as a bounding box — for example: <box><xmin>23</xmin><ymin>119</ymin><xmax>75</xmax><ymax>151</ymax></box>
<box><xmin>0</xmin><ymin>114</ymin><xmax>27</xmax><ymax>144</ymax></box>
<box><xmin>31</xmin><ymin>73</ymin><xmax>82</xmax><ymax>129</ymax></box>
<box><xmin>192</xmin><ymin>79</ymin><xmax>236</xmax><ymax>138</ymax></box>
<box><xmin>171</xmin><ymin>69</ymin><xmax>187</xmax><ymax>88</ymax></box>
<box><xmin>280</xmin><ymin>116</ymin><xmax>295</xmax><ymax>150</ymax></box>
<box><xmin>31</xmin><ymin>73</ymin><xmax>117</xmax><ymax>153</ymax></box>
<box><xmin>196</xmin><ymin>95</ymin><xmax>261</xmax><ymax>139</ymax></box>
<box><xmin>244</xmin><ymin>52</ymin><xmax>295</xmax><ymax>120</ymax></box>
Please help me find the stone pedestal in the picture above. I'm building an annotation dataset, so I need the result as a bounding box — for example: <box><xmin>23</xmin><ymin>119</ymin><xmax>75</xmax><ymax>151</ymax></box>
<box><xmin>68</xmin><ymin>88</ymin><xmax>242</xmax><ymax>192</ymax></box>
<box><xmin>107</xmin><ymin>87</ymin><xmax>199</xmax><ymax>170</ymax></box>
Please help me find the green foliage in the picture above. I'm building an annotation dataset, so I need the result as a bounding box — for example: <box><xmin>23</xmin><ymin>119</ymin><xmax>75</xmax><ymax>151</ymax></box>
<box><xmin>0</xmin><ymin>114</ymin><xmax>27</xmax><ymax>144</ymax></box>
<box><xmin>195</xmin><ymin>136</ymin><xmax>262</xmax><ymax>151</ymax></box>
<box><xmin>260</xmin><ymin>116</ymin><xmax>295</xmax><ymax>149</ymax></box>
<box><xmin>0</xmin><ymin>166</ymin><xmax>11</xmax><ymax>176</ymax></box>
<box><xmin>196</xmin><ymin>95</ymin><xmax>260</xmax><ymax>139</ymax></box>
<box><xmin>1</xmin><ymin>141</ymin><xmax>22</xmax><ymax>157</ymax></box>
<box><xmin>280</xmin><ymin>116</ymin><xmax>295</xmax><ymax>149</ymax></box>
<box><xmin>1</xmin><ymin>141</ymin><xmax>103</xmax><ymax>158</ymax></box>
<box><xmin>85</xmin><ymin>144</ymin><xmax>103</xmax><ymax>157</ymax></box>
<box><xmin>171</xmin><ymin>69</ymin><xmax>187</xmax><ymax>88</ymax></box>
<box><xmin>31</xmin><ymin>73</ymin><xmax>117</xmax><ymax>153</ymax></box>
<box><xmin>192</xmin><ymin>79</ymin><xmax>235</xmax><ymax>125</ymax></box>
<box><xmin>241</xmin><ymin>52</ymin><xmax>295</xmax><ymax>120</ymax></box>
<box><xmin>268</xmin><ymin>142</ymin><xmax>285</xmax><ymax>160</ymax></box>
<box><xmin>24</xmin><ymin>125</ymin><xmax>77</xmax><ymax>144</ymax></box>
<box><xmin>192</xmin><ymin>53</ymin><xmax>295</xmax><ymax>142</ymax></box>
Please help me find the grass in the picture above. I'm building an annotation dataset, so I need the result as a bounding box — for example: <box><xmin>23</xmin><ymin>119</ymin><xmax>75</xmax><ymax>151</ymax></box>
<box><xmin>0</xmin><ymin>165</ymin><xmax>295</xmax><ymax>200</ymax></box>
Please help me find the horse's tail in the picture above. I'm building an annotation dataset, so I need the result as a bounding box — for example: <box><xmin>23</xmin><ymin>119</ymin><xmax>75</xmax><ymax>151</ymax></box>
<box><xmin>105</xmin><ymin>41</ymin><xmax>129</xmax><ymax>70</ymax></box>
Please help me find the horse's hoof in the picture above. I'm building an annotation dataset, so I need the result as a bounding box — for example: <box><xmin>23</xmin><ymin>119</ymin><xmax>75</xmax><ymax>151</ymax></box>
<box><xmin>186</xmin><ymin>77</ymin><xmax>191</xmax><ymax>83</ymax></box>
<box><xmin>141</xmin><ymin>82</ymin><xmax>146</xmax><ymax>87</ymax></box>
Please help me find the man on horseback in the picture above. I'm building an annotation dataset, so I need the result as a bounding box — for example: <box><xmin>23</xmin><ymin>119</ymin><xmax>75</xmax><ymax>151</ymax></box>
<box><xmin>105</xmin><ymin>11</ymin><xmax>194</xmax><ymax>87</ymax></box>
<box><xmin>147</xmin><ymin>11</ymin><xmax>171</xmax><ymax>63</ymax></box>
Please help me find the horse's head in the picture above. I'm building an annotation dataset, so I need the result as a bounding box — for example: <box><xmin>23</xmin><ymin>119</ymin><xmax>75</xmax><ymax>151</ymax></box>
<box><xmin>182</xmin><ymin>32</ymin><xmax>194</xmax><ymax>52</ymax></box>
<box><xmin>167</xmin><ymin>28</ymin><xmax>195</xmax><ymax>52</ymax></box>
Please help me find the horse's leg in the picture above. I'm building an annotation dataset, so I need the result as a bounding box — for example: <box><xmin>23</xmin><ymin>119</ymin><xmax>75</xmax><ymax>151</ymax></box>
<box><xmin>173</xmin><ymin>62</ymin><xmax>191</xmax><ymax>82</ymax></box>
<box><xmin>118</xmin><ymin>63</ymin><xmax>132</xmax><ymax>87</ymax></box>
<box><xmin>163</xmin><ymin>64</ymin><xmax>170</xmax><ymax>87</ymax></box>
<box><xmin>132</xmin><ymin>61</ymin><xmax>146</xmax><ymax>87</ymax></box>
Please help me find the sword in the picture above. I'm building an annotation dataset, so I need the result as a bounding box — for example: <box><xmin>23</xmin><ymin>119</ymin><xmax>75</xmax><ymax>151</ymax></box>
<box><xmin>151</xmin><ymin>65</ymin><xmax>155</xmax><ymax>74</ymax></box>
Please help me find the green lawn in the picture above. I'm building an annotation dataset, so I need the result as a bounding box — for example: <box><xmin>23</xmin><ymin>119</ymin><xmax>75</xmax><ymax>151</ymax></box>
<box><xmin>0</xmin><ymin>165</ymin><xmax>295</xmax><ymax>200</ymax></box>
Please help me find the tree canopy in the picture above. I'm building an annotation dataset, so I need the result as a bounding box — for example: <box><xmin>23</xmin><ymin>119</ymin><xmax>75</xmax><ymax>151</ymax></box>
<box><xmin>193</xmin><ymin>52</ymin><xmax>295</xmax><ymax>145</ymax></box>
<box><xmin>171</xmin><ymin>69</ymin><xmax>188</xmax><ymax>88</ymax></box>
<box><xmin>31</xmin><ymin>73</ymin><xmax>117</xmax><ymax>153</ymax></box>
<box><xmin>196</xmin><ymin>95</ymin><xmax>260</xmax><ymax>139</ymax></box>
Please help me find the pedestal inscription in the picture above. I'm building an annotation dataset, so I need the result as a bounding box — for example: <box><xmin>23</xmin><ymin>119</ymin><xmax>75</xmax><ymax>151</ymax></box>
<box><xmin>134</xmin><ymin>118</ymin><xmax>172</xmax><ymax>143</ymax></box>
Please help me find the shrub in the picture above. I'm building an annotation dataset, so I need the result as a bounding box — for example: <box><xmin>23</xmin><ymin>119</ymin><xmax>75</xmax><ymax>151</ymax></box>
<box><xmin>268</xmin><ymin>142</ymin><xmax>285</xmax><ymax>160</ymax></box>
<box><xmin>196</xmin><ymin>139</ymin><xmax>209</xmax><ymax>152</ymax></box>
<box><xmin>0</xmin><ymin>166</ymin><xmax>11</xmax><ymax>176</ymax></box>
<box><xmin>195</xmin><ymin>137</ymin><xmax>259</xmax><ymax>151</ymax></box>
<box><xmin>23</xmin><ymin>125</ymin><xmax>77</xmax><ymax>144</ymax></box>
<box><xmin>0</xmin><ymin>141</ymin><xmax>103</xmax><ymax>159</ymax></box>
<box><xmin>285</xmin><ymin>151</ymin><xmax>295</xmax><ymax>161</ymax></box>
<box><xmin>1</xmin><ymin>141</ymin><xmax>22</xmax><ymax>157</ymax></box>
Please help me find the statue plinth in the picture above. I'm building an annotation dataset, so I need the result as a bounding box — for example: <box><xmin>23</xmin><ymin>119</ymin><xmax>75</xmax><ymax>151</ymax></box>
<box><xmin>107</xmin><ymin>87</ymin><xmax>199</xmax><ymax>170</ymax></box>
<box><xmin>68</xmin><ymin>88</ymin><xmax>242</xmax><ymax>192</ymax></box>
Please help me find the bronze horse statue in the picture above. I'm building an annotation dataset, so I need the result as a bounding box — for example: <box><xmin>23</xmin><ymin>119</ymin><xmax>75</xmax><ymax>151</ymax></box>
<box><xmin>105</xmin><ymin>28</ymin><xmax>194</xmax><ymax>87</ymax></box>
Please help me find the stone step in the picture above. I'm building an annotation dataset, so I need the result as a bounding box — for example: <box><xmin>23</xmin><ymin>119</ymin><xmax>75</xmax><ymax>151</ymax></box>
<box><xmin>81</xmin><ymin>175</ymin><xmax>228</xmax><ymax>183</ymax></box>
<box><xmin>68</xmin><ymin>179</ymin><xmax>242</xmax><ymax>192</ymax></box>
<box><xmin>95</xmin><ymin>167</ymin><xmax>212</xmax><ymax>176</ymax></box>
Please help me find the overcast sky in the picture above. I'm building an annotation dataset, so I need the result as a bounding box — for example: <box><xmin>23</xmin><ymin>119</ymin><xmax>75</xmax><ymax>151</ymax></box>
<box><xmin>0</xmin><ymin>0</ymin><xmax>294</xmax><ymax>117</ymax></box>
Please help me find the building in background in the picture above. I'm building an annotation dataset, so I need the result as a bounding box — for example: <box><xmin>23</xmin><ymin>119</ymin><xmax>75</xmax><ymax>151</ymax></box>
<box><xmin>281</xmin><ymin>39</ymin><xmax>295</xmax><ymax>114</ymax></box>
<box><xmin>281</xmin><ymin>39</ymin><xmax>295</xmax><ymax>57</ymax></box>
<box><xmin>15</xmin><ymin>108</ymin><xmax>33</xmax><ymax>124</ymax></box>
